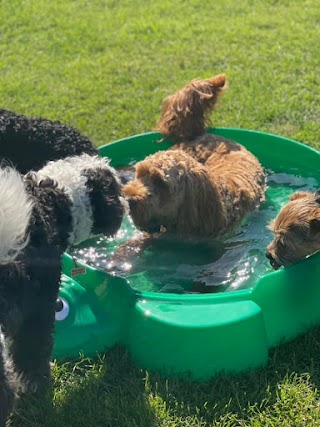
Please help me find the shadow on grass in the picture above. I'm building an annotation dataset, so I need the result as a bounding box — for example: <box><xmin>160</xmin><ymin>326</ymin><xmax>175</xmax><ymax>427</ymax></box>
<box><xmin>9</xmin><ymin>327</ymin><xmax>320</xmax><ymax>426</ymax></box>
<box><xmin>9</xmin><ymin>347</ymin><xmax>158</xmax><ymax>427</ymax></box>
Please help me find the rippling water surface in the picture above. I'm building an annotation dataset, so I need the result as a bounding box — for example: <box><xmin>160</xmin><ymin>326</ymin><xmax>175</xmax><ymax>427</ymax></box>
<box><xmin>70</xmin><ymin>170</ymin><xmax>318</xmax><ymax>294</ymax></box>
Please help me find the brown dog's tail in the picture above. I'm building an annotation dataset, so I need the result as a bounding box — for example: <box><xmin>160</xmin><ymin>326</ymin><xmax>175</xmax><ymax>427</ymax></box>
<box><xmin>156</xmin><ymin>74</ymin><xmax>226</xmax><ymax>143</ymax></box>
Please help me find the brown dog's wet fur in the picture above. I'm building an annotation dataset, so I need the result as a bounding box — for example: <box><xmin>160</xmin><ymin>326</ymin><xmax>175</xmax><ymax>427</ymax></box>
<box><xmin>123</xmin><ymin>74</ymin><xmax>265</xmax><ymax>238</ymax></box>
<box><xmin>267</xmin><ymin>191</ymin><xmax>320</xmax><ymax>269</ymax></box>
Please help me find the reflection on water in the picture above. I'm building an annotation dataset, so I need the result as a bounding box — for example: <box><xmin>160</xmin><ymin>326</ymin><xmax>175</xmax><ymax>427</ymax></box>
<box><xmin>70</xmin><ymin>171</ymin><xmax>319</xmax><ymax>294</ymax></box>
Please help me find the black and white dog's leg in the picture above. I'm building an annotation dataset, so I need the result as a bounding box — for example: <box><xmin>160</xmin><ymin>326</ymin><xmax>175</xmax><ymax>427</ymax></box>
<box><xmin>5</xmin><ymin>307</ymin><xmax>55</xmax><ymax>393</ymax></box>
<box><xmin>5</xmin><ymin>247</ymin><xmax>62</xmax><ymax>393</ymax></box>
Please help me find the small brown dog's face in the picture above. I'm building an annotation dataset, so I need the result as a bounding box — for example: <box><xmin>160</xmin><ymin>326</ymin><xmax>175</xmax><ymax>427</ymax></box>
<box><xmin>123</xmin><ymin>151</ymin><xmax>188</xmax><ymax>234</ymax></box>
<box><xmin>266</xmin><ymin>191</ymin><xmax>320</xmax><ymax>269</ymax></box>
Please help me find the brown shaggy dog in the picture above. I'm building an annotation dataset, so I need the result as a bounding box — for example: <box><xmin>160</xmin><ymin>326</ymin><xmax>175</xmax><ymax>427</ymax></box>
<box><xmin>123</xmin><ymin>74</ymin><xmax>266</xmax><ymax>238</ymax></box>
<box><xmin>266</xmin><ymin>190</ymin><xmax>320</xmax><ymax>269</ymax></box>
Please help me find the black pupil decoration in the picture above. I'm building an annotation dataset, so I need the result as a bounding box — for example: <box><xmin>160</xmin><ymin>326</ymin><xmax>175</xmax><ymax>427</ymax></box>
<box><xmin>55</xmin><ymin>298</ymin><xmax>64</xmax><ymax>312</ymax></box>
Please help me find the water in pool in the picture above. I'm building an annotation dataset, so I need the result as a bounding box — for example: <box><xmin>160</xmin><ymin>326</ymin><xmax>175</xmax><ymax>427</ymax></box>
<box><xmin>70</xmin><ymin>170</ymin><xmax>318</xmax><ymax>294</ymax></box>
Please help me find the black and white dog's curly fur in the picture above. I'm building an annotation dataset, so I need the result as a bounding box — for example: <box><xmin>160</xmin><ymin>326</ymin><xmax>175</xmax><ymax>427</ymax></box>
<box><xmin>0</xmin><ymin>108</ymin><xmax>98</xmax><ymax>174</ymax></box>
<box><xmin>0</xmin><ymin>154</ymin><xmax>126</xmax><ymax>425</ymax></box>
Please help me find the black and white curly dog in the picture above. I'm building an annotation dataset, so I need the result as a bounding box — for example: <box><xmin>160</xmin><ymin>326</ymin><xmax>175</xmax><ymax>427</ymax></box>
<box><xmin>0</xmin><ymin>108</ymin><xmax>98</xmax><ymax>173</ymax></box>
<box><xmin>0</xmin><ymin>154</ymin><xmax>126</xmax><ymax>425</ymax></box>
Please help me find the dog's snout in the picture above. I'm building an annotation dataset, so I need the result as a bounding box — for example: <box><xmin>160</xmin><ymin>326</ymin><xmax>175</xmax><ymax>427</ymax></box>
<box><xmin>265</xmin><ymin>250</ymin><xmax>272</xmax><ymax>260</ymax></box>
<box><xmin>147</xmin><ymin>224</ymin><xmax>161</xmax><ymax>233</ymax></box>
<box><xmin>128</xmin><ymin>198</ymin><xmax>138</xmax><ymax>209</ymax></box>
<box><xmin>270</xmin><ymin>259</ymin><xmax>280</xmax><ymax>270</ymax></box>
<box><xmin>266</xmin><ymin>250</ymin><xmax>280</xmax><ymax>270</ymax></box>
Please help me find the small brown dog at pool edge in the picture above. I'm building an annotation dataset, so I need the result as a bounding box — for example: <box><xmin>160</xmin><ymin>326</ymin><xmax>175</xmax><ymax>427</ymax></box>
<box><xmin>266</xmin><ymin>190</ymin><xmax>320</xmax><ymax>269</ymax></box>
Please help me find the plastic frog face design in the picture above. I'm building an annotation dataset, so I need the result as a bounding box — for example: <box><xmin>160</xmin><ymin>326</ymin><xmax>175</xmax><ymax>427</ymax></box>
<box><xmin>53</xmin><ymin>273</ymin><xmax>132</xmax><ymax>360</ymax></box>
<box><xmin>55</xmin><ymin>297</ymin><xmax>70</xmax><ymax>321</ymax></box>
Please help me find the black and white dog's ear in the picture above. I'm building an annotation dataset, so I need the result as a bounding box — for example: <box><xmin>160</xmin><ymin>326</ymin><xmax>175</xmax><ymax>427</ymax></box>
<box><xmin>82</xmin><ymin>167</ymin><xmax>125</xmax><ymax>237</ymax></box>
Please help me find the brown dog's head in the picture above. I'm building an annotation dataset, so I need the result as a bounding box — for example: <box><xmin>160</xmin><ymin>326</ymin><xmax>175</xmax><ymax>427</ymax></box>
<box><xmin>123</xmin><ymin>150</ymin><xmax>224</xmax><ymax>237</ymax></box>
<box><xmin>156</xmin><ymin>74</ymin><xmax>227</xmax><ymax>142</ymax></box>
<box><xmin>266</xmin><ymin>191</ymin><xmax>320</xmax><ymax>269</ymax></box>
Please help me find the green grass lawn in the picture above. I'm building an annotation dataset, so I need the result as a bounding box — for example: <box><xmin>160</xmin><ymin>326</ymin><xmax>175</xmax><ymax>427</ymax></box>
<box><xmin>2</xmin><ymin>0</ymin><xmax>320</xmax><ymax>425</ymax></box>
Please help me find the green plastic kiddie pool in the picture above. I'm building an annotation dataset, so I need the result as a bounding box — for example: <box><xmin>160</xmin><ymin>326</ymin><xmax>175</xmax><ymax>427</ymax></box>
<box><xmin>53</xmin><ymin>128</ymin><xmax>320</xmax><ymax>380</ymax></box>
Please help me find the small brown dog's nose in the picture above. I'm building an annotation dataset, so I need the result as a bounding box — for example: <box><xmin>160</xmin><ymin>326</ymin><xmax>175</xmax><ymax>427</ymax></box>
<box><xmin>265</xmin><ymin>251</ymin><xmax>272</xmax><ymax>260</ymax></box>
<box><xmin>266</xmin><ymin>251</ymin><xmax>280</xmax><ymax>270</ymax></box>
<box><xmin>128</xmin><ymin>198</ymin><xmax>138</xmax><ymax>209</ymax></box>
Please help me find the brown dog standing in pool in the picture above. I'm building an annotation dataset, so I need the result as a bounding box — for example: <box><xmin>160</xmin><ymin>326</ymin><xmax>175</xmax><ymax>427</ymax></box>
<box><xmin>123</xmin><ymin>74</ymin><xmax>266</xmax><ymax>238</ymax></box>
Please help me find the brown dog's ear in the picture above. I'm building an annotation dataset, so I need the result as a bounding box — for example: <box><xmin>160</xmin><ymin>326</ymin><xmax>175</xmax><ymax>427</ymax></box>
<box><xmin>309</xmin><ymin>209</ymin><xmax>320</xmax><ymax>233</ymax></box>
<box><xmin>207</xmin><ymin>74</ymin><xmax>227</xmax><ymax>89</ymax></box>
<box><xmin>135</xmin><ymin>163</ymin><xmax>169</xmax><ymax>192</ymax></box>
<box><xmin>315</xmin><ymin>190</ymin><xmax>320</xmax><ymax>204</ymax></box>
<box><xmin>150</xmin><ymin>167</ymin><xmax>169</xmax><ymax>192</ymax></box>
<box><xmin>290</xmin><ymin>191</ymin><xmax>310</xmax><ymax>201</ymax></box>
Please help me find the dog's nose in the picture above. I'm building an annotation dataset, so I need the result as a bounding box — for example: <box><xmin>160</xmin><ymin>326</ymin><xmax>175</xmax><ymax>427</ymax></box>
<box><xmin>147</xmin><ymin>225</ymin><xmax>161</xmax><ymax>233</ymax></box>
<box><xmin>266</xmin><ymin>251</ymin><xmax>280</xmax><ymax>270</ymax></box>
<box><xmin>265</xmin><ymin>250</ymin><xmax>272</xmax><ymax>260</ymax></box>
<box><xmin>128</xmin><ymin>198</ymin><xmax>138</xmax><ymax>209</ymax></box>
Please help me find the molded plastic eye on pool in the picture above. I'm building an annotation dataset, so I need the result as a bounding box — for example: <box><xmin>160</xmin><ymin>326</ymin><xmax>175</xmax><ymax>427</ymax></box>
<box><xmin>53</xmin><ymin>128</ymin><xmax>320</xmax><ymax>380</ymax></box>
<box><xmin>55</xmin><ymin>298</ymin><xmax>70</xmax><ymax>321</ymax></box>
